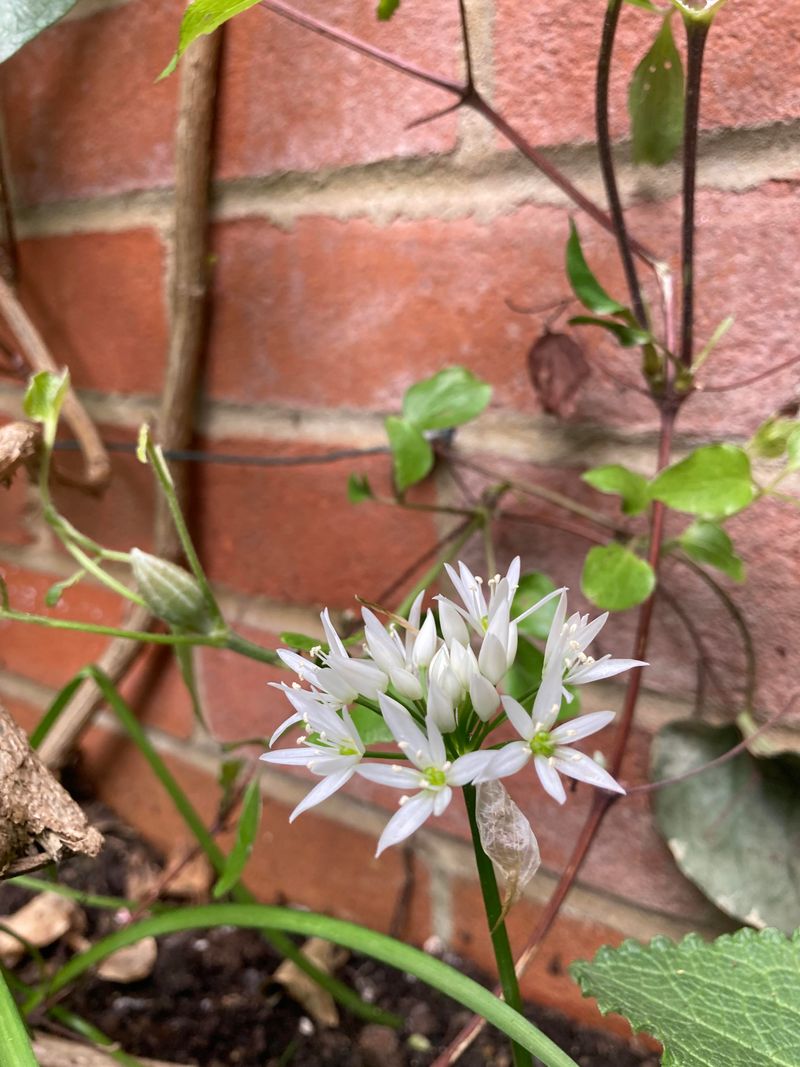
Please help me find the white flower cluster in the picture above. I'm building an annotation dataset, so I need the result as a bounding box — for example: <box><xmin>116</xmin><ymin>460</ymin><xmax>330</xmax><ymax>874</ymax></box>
<box><xmin>261</xmin><ymin>559</ymin><xmax>644</xmax><ymax>857</ymax></box>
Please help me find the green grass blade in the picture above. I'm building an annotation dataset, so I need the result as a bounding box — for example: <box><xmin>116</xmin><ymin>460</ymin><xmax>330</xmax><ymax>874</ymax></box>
<box><xmin>0</xmin><ymin>968</ymin><xmax>38</xmax><ymax>1067</ymax></box>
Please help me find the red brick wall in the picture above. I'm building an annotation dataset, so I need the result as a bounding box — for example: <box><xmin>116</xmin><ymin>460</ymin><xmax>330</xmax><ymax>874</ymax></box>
<box><xmin>1</xmin><ymin>0</ymin><xmax>799</xmax><ymax>1033</ymax></box>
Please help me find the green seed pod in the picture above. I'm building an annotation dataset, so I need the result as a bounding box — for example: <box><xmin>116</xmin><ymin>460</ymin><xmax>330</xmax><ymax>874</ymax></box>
<box><xmin>130</xmin><ymin>548</ymin><xmax>215</xmax><ymax>633</ymax></box>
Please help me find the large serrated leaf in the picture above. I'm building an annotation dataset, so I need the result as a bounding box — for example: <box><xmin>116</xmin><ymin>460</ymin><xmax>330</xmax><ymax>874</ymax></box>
<box><xmin>572</xmin><ymin>927</ymin><xmax>800</xmax><ymax>1067</ymax></box>
<box><xmin>651</xmin><ymin>720</ymin><xmax>800</xmax><ymax>933</ymax></box>
<box><xmin>0</xmin><ymin>0</ymin><xmax>77</xmax><ymax>63</ymax></box>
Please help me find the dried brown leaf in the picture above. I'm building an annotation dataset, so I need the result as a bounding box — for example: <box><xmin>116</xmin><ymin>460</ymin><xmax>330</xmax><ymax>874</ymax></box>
<box><xmin>0</xmin><ymin>420</ymin><xmax>39</xmax><ymax>486</ymax></box>
<box><xmin>527</xmin><ymin>330</ymin><xmax>589</xmax><ymax>419</ymax></box>
<box><xmin>97</xmin><ymin>936</ymin><xmax>158</xmax><ymax>983</ymax></box>
<box><xmin>0</xmin><ymin>892</ymin><xmax>79</xmax><ymax>965</ymax></box>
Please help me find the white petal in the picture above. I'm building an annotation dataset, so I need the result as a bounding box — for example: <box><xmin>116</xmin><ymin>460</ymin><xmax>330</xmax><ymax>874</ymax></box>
<box><xmin>574</xmin><ymin>612</ymin><xmax>608</xmax><ymax>654</ymax></box>
<box><xmin>439</xmin><ymin>598</ymin><xmax>471</xmax><ymax>647</ymax></box>
<box><xmin>260</xmin><ymin>746</ymin><xmax>315</xmax><ymax>766</ymax></box>
<box><xmin>457</xmin><ymin>561</ymin><xmax>487</xmax><ymax>620</ymax></box>
<box><xmin>506</xmin><ymin>557</ymin><xmax>521</xmax><ymax>593</ymax></box>
<box><xmin>554</xmin><ymin>749</ymin><xmax>625</xmax><ymax>794</ymax></box>
<box><xmin>550</xmin><ymin>710</ymin><xmax>616</xmax><ymax>745</ymax></box>
<box><xmin>514</xmin><ymin>585</ymin><xmax>565</xmax><ymax>625</ymax></box>
<box><xmin>424</xmin><ymin>715</ymin><xmax>447</xmax><ymax>767</ymax></box>
<box><xmin>543</xmin><ymin>592</ymin><xmax>568</xmax><ymax>665</ymax></box>
<box><xmin>376</xmin><ymin>792</ymin><xmax>436</xmax><ymax>855</ymax></box>
<box><xmin>476</xmin><ymin>742</ymin><xmax>531</xmax><ymax>782</ymax></box>
<box><xmin>432</xmin><ymin>786</ymin><xmax>452</xmax><ymax>816</ymax></box>
<box><xmin>567</xmin><ymin>657</ymin><xmax>647</xmax><ymax>685</ymax></box>
<box><xmin>531</xmin><ymin>659</ymin><xmax>564</xmax><ymax>731</ymax></box>
<box><xmin>500</xmin><ymin>695</ymin><xmax>534</xmax><ymax>741</ymax></box>
<box><xmin>413</xmin><ymin>610</ymin><xmax>438</xmax><ymax>668</ymax></box>
<box><xmin>268</xmin><ymin>710</ymin><xmax>303</xmax><ymax>747</ymax></box>
<box><xmin>320</xmin><ymin>608</ymin><xmax>348</xmax><ymax>658</ymax></box>
<box><xmin>426</xmin><ymin>679</ymin><xmax>456</xmax><ymax>733</ymax></box>
<box><xmin>326</xmin><ymin>654</ymin><xmax>388</xmax><ymax>701</ymax></box>
<box><xmin>478</xmin><ymin>633</ymin><xmax>507</xmax><ymax>686</ymax></box>
<box><xmin>357</xmin><ymin>764</ymin><xmax>423</xmax><ymax>788</ymax></box>
<box><xmin>390</xmin><ymin>666</ymin><xmax>424</xmax><ymax>701</ymax></box>
<box><xmin>405</xmin><ymin>590</ymin><xmax>426</xmax><ymax>657</ymax></box>
<box><xmin>289</xmin><ymin>766</ymin><xmax>355</xmax><ymax>821</ymax></box>
<box><xmin>447</xmin><ymin>750</ymin><xmax>498</xmax><ymax>786</ymax></box>
<box><xmin>277</xmin><ymin>648</ymin><xmax>319</xmax><ymax>681</ymax></box>
<box><xmin>470</xmin><ymin>674</ymin><xmax>500</xmax><ymax>722</ymax></box>
<box><xmin>378</xmin><ymin>693</ymin><xmax>431</xmax><ymax>769</ymax></box>
<box><xmin>363</xmin><ymin>607</ymin><xmax>403</xmax><ymax>674</ymax></box>
<box><xmin>534</xmin><ymin>755</ymin><xmax>567</xmax><ymax>805</ymax></box>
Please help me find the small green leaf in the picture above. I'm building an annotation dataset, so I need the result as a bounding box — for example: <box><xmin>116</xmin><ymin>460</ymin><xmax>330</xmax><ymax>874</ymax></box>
<box><xmin>280</xmin><ymin>632</ymin><xmax>325</xmax><ymax>653</ymax></box>
<box><xmin>565</xmin><ymin>221</ymin><xmax>627</xmax><ymax>317</ymax></box>
<box><xmin>582</xmin><ymin>465</ymin><xmax>649</xmax><ymax>516</ymax></box>
<box><xmin>376</xmin><ymin>0</ymin><xmax>401</xmax><ymax>18</ymax></box>
<box><xmin>160</xmin><ymin>0</ymin><xmax>260</xmax><ymax>78</ymax></box>
<box><xmin>569</xmin><ymin>315</ymin><xmax>651</xmax><ymax>347</ymax></box>
<box><xmin>385</xmin><ymin>416</ymin><xmax>433</xmax><ymax>492</ymax></box>
<box><xmin>45</xmin><ymin>568</ymin><xmax>86</xmax><ymax>607</ymax></box>
<box><xmin>0</xmin><ymin>0</ymin><xmax>78</xmax><ymax>64</ymax></box>
<box><xmin>504</xmin><ymin>637</ymin><xmax>545</xmax><ymax>704</ymax></box>
<box><xmin>23</xmin><ymin>369</ymin><xmax>69</xmax><ymax>446</ymax></box>
<box><xmin>679</xmin><ymin>520</ymin><xmax>744</xmax><ymax>581</ymax></box>
<box><xmin>347</xmin><ymin>473</ymin><xmax>374</xmax><ymax>504</ymax></box>
<box><xmin>402</xmin><ymin>367</ymin><xmax>492</xmax><ymax>431</ymax></box>
<box><xmin>749</xmin><ymin>416</ymin><xmax>800</xmax><ymax>461</ymax></box>
<box><xmin>651</xmin><ymin>720</ymin><xmax>800</xmax><ymax>933</ymax></box>
<box><xmin>213</xmin><ymin>780</ymin><xmax>261</xmax><ymax>898</ymax></box>
<box><xmin>581</xmin><ymin>544</ymin><xmax>655</xmax><ymax>612</ymax></box>
<box><xmin>786</xmin><ymin>427</ymin><xmax>800</xmax><ymax>471</ymax></box>
<box><xmin>649</xmin><ymin>443</ymin><xmax>755</xmax><ymax>519</ymax></box>
<box><xmin>629</xmin><ymin>15</ymin><xmax>685</xmax><ymax>166</ymax></box>
<box><xmin>511</xmin><ymin>573</ymin><xmax>558</xmax><ymax>639</ymax></box>
<box><xmin>572</xmin><ymin>927</ymin><xmax>800</xmax><ymax>1067</ymax></box>
<box><xmin>351</xmin><ymin>704</ymin><xmax>393</xmax><ymax>745</ymax></box>
<box><xmin>218</xmin><ymin>759</ymin><xmax>244</xmax><ymax>814</ymax></box>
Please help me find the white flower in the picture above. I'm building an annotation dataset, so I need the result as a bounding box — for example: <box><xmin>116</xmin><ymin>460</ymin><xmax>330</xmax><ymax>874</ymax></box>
<box><xmin>476</xmin><ymin>672</ymin><xmax>625</xmax><ymax>804</ymax></box>
<box><xmin>357</xmin><ymin>695</ymin><xmax>496</xmax><ymax>855</ymax></box>
<box><xmin>544</xmin><ymin>594</ymin><xmax>646</xmax><ymax>697</ymax></box>
<box><xmin>260</xmin><ymin>704</ymin><xmax>365</xmax><ymax>821</ymax></box>
<box><xmin>441</xmin><ymin>557</ymin><xmax>563</xmax><ymax>639</ymax></box>
<box><xmin>361</xmin><ymin>591</ymin><xmax>434</xmax><ymax>700</ymax></box>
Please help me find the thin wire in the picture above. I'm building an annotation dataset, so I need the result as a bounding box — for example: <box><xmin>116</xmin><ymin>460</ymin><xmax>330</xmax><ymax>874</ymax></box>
<box><xmin>52</xmin><ymin>439</ymin><xmax>390</xmax><ymax>468</ymax></box>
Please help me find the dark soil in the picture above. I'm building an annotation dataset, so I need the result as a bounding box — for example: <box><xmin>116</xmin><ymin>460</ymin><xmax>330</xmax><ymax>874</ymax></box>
<box><xmin>1</xmin><ymin>803</ymin><xmax>660</xmax><ymax>1067</ymax></box>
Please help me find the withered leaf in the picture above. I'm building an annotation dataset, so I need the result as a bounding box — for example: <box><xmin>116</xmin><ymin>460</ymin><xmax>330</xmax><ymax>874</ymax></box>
<box><xmin>527</xmin><ymin>330</ymin><xmax>589</xmax><ymax>419</ymax></box>
<box><xmin>0</xmin><ymin>420</ymin><xmax>39</xmax><ymax>487</ymax></box>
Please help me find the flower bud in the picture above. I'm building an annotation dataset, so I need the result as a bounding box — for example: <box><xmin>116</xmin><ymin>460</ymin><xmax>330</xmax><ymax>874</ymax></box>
<box><xmin>439</xmin><ymin>599</ymin><xmax>470</xmax><ymax>649</ymax></box>
<box><xmin>469</xmin><ymin>673</ymin><xmax>500</xmax><ymax>721</ymax></box>
<box><xmin>412</xmin><ymin>610</ymin><xmax>438</xmax><ymax>668</ymax></box>
<box><xmin>130</xmin><ymin>548</ymin><xmax>216</xmax><ymax>633</ymax></box>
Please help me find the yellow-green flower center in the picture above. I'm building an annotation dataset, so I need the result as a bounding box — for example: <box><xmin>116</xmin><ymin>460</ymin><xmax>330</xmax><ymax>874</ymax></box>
<box><xmin>423</xmin><ymin>767</ymin><xmax>447</xmax><ymax>788</ymax></box>
<box><xmin>530</xmin><ymin>731</ymin><xmax>555</xmax><ymax>758</ymax></box>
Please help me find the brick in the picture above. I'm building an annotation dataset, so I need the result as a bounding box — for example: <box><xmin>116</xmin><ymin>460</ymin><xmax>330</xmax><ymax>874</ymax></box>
<box><xmin>0</xmin><ymin>689</ymin><xmax>43</xmax><ymax>735</ymax></box>
<box><xmin>14</xmin><ymin>231</ymin><xmax>168</xmax><ymax>397</ymax></box>
<box><xmin>0</xmin><ymin>475</ymin><xmax>36</xmax><ymax>547</ymax></box>
<box><xmin>193</xmin><ymin>435</ymin><xmax>441</xmax><ymax>609</ymax></box>
<box><xmin>492</xmin><ymin>0</ymin><xmax>800</xmax><ymax>150</ymax></box>
<box><xmin>216</xmin><ymin>0</ymin><xmax>460</xmax><ymax>180</ymax></box>
<box><xmin>205</xmin><ymin>187</ymin><xmax>800</xmax><ymax>436</ymax></box>
<box><xmin>119</xmin><ymin>642</ymin><xmax>196</xmax><ymax>740</ymax></box>
<box><xmin>79</xmin><ymin>727</ymin><xmax>432</xmax><ymax>936</ymax></box>
<box><xmin>0</xmin><ymin>0</ymin><xmax>180</xmax><ymax>205</ymax></box>
<box><xmin>0</xmin><ymin>564</ymin><xmax>125</xmax><ymax>688</ymax></box>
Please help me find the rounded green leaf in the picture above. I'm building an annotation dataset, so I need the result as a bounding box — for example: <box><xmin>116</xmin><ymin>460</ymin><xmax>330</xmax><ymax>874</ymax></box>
<box><xmin>402</xmin><ymin>367</ymin><xmax>492</xmax><ymax>431</ymax></box>
<box><xmin>581</xmin><ymin>544</ymin><xmax>655</xmax><ymax>612</ymax></box>
<box><xmin>385</xmin><ymin>416</ymin><xmax>433</xmax><ymax>492</ymax></box>
<box><xmin>649</xmin><ymin>443</ymin><xmax>755</xmax><ymax>519</ymax></box>
<box><xmin>678</xmin><ymin>520</ymin><xmax>744</xmax><ymax>581</ymax></box>
<box><xmin>581</xmin><ymin>465</ymin><xmax>649</xmax><ymax>516</ymax></box>
<box><xmin>511</xmin><ymin>572</ymin><xmax>559</xmax><ymax>639</ymax></box>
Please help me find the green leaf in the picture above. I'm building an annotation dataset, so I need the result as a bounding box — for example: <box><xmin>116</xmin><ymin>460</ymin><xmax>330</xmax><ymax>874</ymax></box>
<box><xmin>385</xmin><ymin>416</ymin><xmax>433</xmax><ymax>492</ymax></box>
<box><xmin>649</xmin><ymin>444</ymin><xmax>755</xmax><ymax>519</ymax></box>
<box><xmin>628</xmin><ymin>16</ymin><xmax>685</xmax><ymax>166</ymax></box>
<box><xmin>0</xmin><ymin>0</ymin><xmax>77</xmax><ymax>64</ymax></box>
<box><xmin>218</xmin><ymin>759</ymin><xmax>244</xmax><ymax>814</ymax></box>
<box><xmin>27</xmin><ymin>905</ymin><xmax>580</xmax><ymax>1067</ymax></box>
<box><xmin>511</xmin><ymin>573</ymin><xmax>558</xmax><ymax>640</ymax></box>
<box><xmin>565</xmin><ymin>221</ymin><xmax>627</xmax><ymax>317</ymax></box>
<box><xmin>280</xmin><ymin>631</ymin><xmax>324</xmax><ymax>653</ymax></box>
<box><xmin>376</xmin><ymin>0</ymin><xmax>401</xmax><ymax>18</ymax></box>
<box><xmin>582</xmin><ymin>465</ymin><xmax>649</xmax><ymax>516</ymax></box>
<box><xmin>678</xmin><ymin>520</ymin><xmax>744</xmax><ymax>581</ymax></box>
<box><xmin>504</xmin><ymin>637</ymin><xmax>544</xmax><ymax>704</ymax></box>
<box><xmin>347</xmin><ymin>473</ymin><xmax>374</xmax><ymax>504</ymax></box>
<box><xmin>44</xmin><ymin>568</ymin><xmax>86</xmax><ymax>607</ymax></box>
<box><xmin>572</xmin><ymin>927</ymin><xmax>800</xmax><ymax>1067</ymax></box>
<box><xmin>581</xmin><ymin>544</ymin><xmax>655</xmax><ymax>612</ymax></box>
<box><xmin>751</xmin><ymin>417</ymin><xmax>800</xmax><ymax>467</ymax></box>
<box><xmin>569</xmin><ymin>316</ymin><xmax>652</xmax><ymax>347</ymax></box>
<box><xmin>402</xmin><ymin>367</ymin><xmax>492</xmax><ymax>431</ymax></box>
<box><xmin>160</xmin><ymin>0</ymin><xmax>260</xmax><ymax>78</ymax></box>
<box><xmin>351</xmin><ymin>704</ymin><xmax>393</xmax><ymax>745</ymax></box>
<box><xmin>787</xmin><ymin>427</ymin><xmax>800</xmax><ymax>471</ymax></box>
<box><xmin>651</xmin><ymin>720</ymin><xmax>800</xmax><ymax>933</ymax></box>
<box><xmin>23</xmin><ymin>369</ymin><xmax>69</xmax><ymax>446</ymax></box>
<box><xmin>0</xmin><ymin>969</ymin><xmax>38</xmax><ymax>1067</ymax></box>
<box><xmin>213</xmin><ymin>780</ymin><xmax>261</xmax><ymax>898</ymax></box>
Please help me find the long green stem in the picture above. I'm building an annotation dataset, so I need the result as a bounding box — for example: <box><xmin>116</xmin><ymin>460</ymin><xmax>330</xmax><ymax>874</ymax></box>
<box><xmin>0</xmin><ymin>968</ymin><xmax>37</xmax><ymax>1067</ymax></box>
<box><xmin>463</xmin><ymin>785</ymin><xmax>532</xmax><ymax>1067</ymax></box>
<box><xmin>21</xmin><ymin>906</ymin><xmax>578</xmax><ymax>1067</ymax></box>
<box><xmin>225</xmin><ymin>630</ymin><xmax>281</xmax><ymax>666</ymax></box>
